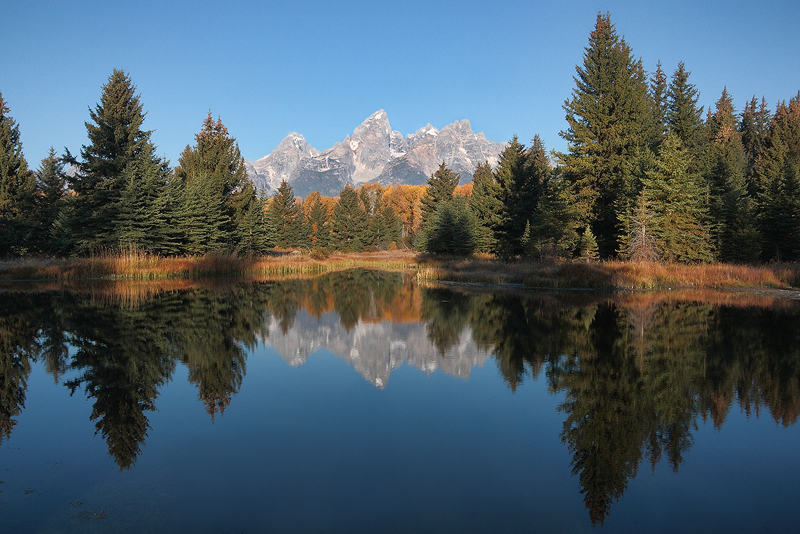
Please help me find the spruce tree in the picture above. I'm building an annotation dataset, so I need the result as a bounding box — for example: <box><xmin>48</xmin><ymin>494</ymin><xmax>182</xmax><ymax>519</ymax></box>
<box><xmin>331</xmin><ymin>185</ymin><xmax>368</xmax><ymax>251</ymax></box>
<box><xmin>33</xmin><ymin>148</ymin><xmax>67</xmax><ymax>254</ymax></box>
<box><xmin>772</xmin><ymin>93</ymin><xmax>800</xmax><ymax>170</ymax></box>
<box><xmin>469</xmin><ymin>161</ymin><xmax>502</xmax><ymax>253</ymax></box>
<box><xmin>420</xmin><ymin>162</ymin><xmax>459</xmax><ymax>225</ymax></box>
<box><xmin>577</xmin><ymin>226</ymin><xmax>599</xmax><ymax>260</ymax></box>
<box><xmin>266</xmin><ymin>180</ymin><xmax>304</xmax><ymax>249</ymax></box>
<box><xmin>416</xmin><ymin>196</ymin><xmax>476</xmax><ymax>256</ymax></box>
<box><xmin>115</xmin><ymin>143</ymin><xmax>181</xmax><ymax>254</ymax></box>
<box><xmin>175</xmin><ymin>112</ymin><xmax>257</xmax><ymax>252</ymax></box>
<box><xmin>0</xmin><ymin>92</ymin><xmax>36</xmax><ymax>256</ymax></box>
<box><xmin>494</xmin><ymin>136</ymin><xmax>530</xmax><ymax>257</ymax></box>
<box><xmin>376</xmin><ymin>202</ymin><xmax>402</xmax><ymax>249</ymax></box>
<box><xmin>705</xmin><ymin>89</ymin><xmax>760</xmax><ymax>263</ymax></box>
<box><xmin>739</xmin><ymin>96</ymin><xmax>772</xmax><ymax>195</ymax></box>
<box><xmin>304</xmin><ymin>192</ymin><xmax>331</xmax><ymax>249</ymax></box>
<box><xmin>755</xmin><ymin>115</ymin><xmax>800</xmax><ymax>261</ymax></box>
<box><xmin>236</xmin><ymin>191</ymin><xmax>270</xmax><ymax>255</ymax></box>
<box><xmin>622</xmin><ymin>133</ymin><xmax>712</xmax><ymax>262</ymax></box>
<box><xmin>525</xmin><ymin>166</ymin><xmax>579</xmax><ymax>260</ymax></box>
<box><xmin>556</xmin><ymin>13</ymin><xmax>651</xmax><ymax>257</ymax></box>
<box><xmin>360</xmin><ymin>186</ymin><xmax>401</xmax><ymax>250</ymax></box>
<box><xmin>666</xmin><ymin>62</ymin><xmax>704</xmax><ymax>151</ymax></box>
<box><xmin>648</xmin><ymin>61</ymin><xmax>669</xmax><ymax>148</ymax></box>
<box><xmin>67</xmin><ymin>70</ymin><xmax>156</xmax><ymax>253</ymax></box>
<box><xmin>179</xmin><ymin>176</ymin><xmax>228</xmax><ymax>254</ymax></box>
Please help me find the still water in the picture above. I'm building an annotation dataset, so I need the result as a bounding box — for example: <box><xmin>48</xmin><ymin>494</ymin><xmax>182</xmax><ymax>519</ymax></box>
<box><xmin>2</xmin><ymin>269</ymin><xmax>800</xmax><ymax>533</ymax></box>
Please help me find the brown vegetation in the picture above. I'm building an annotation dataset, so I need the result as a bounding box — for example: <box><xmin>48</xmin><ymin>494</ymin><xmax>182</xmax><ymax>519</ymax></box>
<box><xmin>2</xmin><ymin>250</ymin><xmax>800</xmax><ymax>291</ymax></box>
<box><xmin>0</xmin><ymin>249</ymin><xmax>418</xmax><ymax>282</ymax></box>
<box><xmin>416</xmin><ymin>256</ymin><xmax>800</xmax><ymax>290</ymax></box>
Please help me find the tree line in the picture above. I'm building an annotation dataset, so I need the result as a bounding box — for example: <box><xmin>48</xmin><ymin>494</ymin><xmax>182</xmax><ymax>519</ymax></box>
<box><xmin>415</xmin><ymin>13</ymin><xmax>800</xmax><ymax>262</ymax></box>
<box><xmin>2</xmin><ymin>13</ymin><xmax>799</xmax><ymax>262</ymax></box>
<box><xmin>0</xmin><ymin>70</ymin><xmax>406</xmax><ymax>258</ymax></box>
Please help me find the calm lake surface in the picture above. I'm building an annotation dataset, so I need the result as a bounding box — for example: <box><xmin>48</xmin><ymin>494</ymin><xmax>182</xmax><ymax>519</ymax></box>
<box><xmin>2</xmin><ymin>269</ymin><xmax>800</xmax><ymax>533</ymax></box>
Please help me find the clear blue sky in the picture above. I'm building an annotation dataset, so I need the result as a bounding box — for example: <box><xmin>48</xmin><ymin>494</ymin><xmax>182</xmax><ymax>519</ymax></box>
<box><xmin>2</xmin><ymin>0</ymin><xmax>799</xmax><ymax>168</ymax></box>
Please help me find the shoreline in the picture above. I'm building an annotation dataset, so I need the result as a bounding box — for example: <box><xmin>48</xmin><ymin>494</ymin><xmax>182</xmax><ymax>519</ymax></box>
<box><xmin>2</xmin><ymin>251</ymin><xmax>800</xmax><ymax>292</ymax></box>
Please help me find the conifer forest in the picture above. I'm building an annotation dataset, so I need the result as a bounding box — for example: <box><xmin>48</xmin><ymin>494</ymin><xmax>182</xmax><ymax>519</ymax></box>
<box><xmin>2</xmin><ymin>13</ymin><xmax>799</xmax><ymax>264</ymax></box>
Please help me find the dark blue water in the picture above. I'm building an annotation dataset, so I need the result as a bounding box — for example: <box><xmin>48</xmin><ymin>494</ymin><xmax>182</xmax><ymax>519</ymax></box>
<box><xmin>2</xmin><ymin>271</ymin><xmax>799</xmax><ymax>533</ymax></box>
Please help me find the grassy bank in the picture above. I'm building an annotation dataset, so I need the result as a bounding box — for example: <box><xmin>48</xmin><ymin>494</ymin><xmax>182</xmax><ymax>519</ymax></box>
<box><xmin>416</xmin><ymin>256</ymin><xmax>800</xmax><ymax>290</ymax></box>
<box><xmin>2</xmin><ymin>250</ymin><xmax>800</xmax><ymax>290</ymax></box>
<box><xmin>0</xmin><ymin>250</ymin><xmax>418</xmax><ymax>282</ymax></box>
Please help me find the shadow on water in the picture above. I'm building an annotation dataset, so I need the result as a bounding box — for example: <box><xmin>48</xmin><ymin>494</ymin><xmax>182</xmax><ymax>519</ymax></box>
<box><xmin>2</xmin><ymin>271</ymin><xmax>800</xmax><ymax>524</ymax></box>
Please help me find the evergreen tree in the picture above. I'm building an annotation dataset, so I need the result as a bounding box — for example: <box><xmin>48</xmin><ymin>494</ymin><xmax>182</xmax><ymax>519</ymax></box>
<box><xmin>420</xmin><ymin>162</ymin><xmax>459</xmax><ymax>225</ymax></box>
<box><xmin>236</xmin><ymin>191</ymin><xmax>270</xmax><ymax>255</ymax></box>
<box><xmin>266</xmin><ymin>180</ymin><xmax>304</xmax><ymax>248</ymax></box>
<box><xmin>666</xmin><ymin>62</ymin><xmax>704</xmax><ymax>151</ymax></box>
<box><xmin>556</xmin><ymin>13</ymin><xmax>651</xmax><ymax>257</ymax></box>
<box><xmin>304</xmin><ymin>192</ymin><xmax>331</xmax><ymax>249</ymax></box>
<box><xmin>576</xmin><ymin>225</ymin><xmax>599</xmax><ymax>260</ymax></box>
<box><xmin>0</xmin><ymin>92</ymin><xmax>36</xmax><ymax>256</ymax></box>
<box><xmin>179</xmin><ymin>174</ymin><xmax>228</xmax><ymax>254</ymax></box>
<box><xmin>469</xmin><ymin>161</ymin><xmax>502</xmax><ymax>253</ymax></box>
<box><xmin>648</xmin><ymin>61</ymin><xmax>669</xmax><ymax>148</ymax></box>
<box><xmin>33</xmin><ymin>148</ymin><xmax>67</xmax><ymax>254</ymax></box>
<box><xmin>174</xmin><ymin>112</ymin><xmax>257</xmax><ymax>253</ymax></box>
<box><xmin>115</xmin><ymin>143</ymin><xmax>181</xmax><ymax>254</ymax></box>
<box><xmin>621</xmin><ymin>133</ymin><xmax>712</xmax><ymax>262</ymax></box>
<box><xmin>755</xmin><ymin>118</ymin><xmax>800</xmax><ymax>261</ymax></box>
<box><xmin>494</xmin><ymin>136</ymin><xmax>539</xmax><ymax>257</ymax></box>
<box><xmin>360</xmin><ymin>186</ymin><xmax>401</xmax><ymax>250</ymax></box>
<box><xmin>376</xmin><ymin>201</ymin><xmax>402</xmax><ymax>249</ymax></box>
<box><xmin>740</xmin><ymin>96</ymin><xmax>772</xmax><ymax>195</ymax></box>
<box><xmin>525</xmin><ymin>166</ymin><xmax>579</xmax><ymax>260</ymax></box>
<box><xmin>620</xmin><ymin>192</ymin><xmax>660</xmax><ymax>262</ymax></box>
<box><xmin>67</xmin><ymin>70</ymin><xmax>155</xmax><ymax>253</ymax></box>
<box><xmin>331</xmin><ymin>185</ymin><xmax>368</xmax><ymax>251</ymax></box>
<box><xmin>416</xmin><ymin>196</ymin><xmax>477</xmax><ymax>255</ymax></box>
<box><xmin>772</xmin><ymin>92</ymin><xmax>800</xmax><ymax>170</ymax></box>
<box><xmin>705</xmin><ymin>89</ymin><xmax>760</xmax><ymax>263</ymax></box>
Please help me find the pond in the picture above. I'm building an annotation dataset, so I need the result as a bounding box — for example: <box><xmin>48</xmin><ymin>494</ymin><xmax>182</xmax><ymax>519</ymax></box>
<box><xmin>2</xmin><ymin>269</ymin><xmax>800</xmax><ymax>533</ymax></box>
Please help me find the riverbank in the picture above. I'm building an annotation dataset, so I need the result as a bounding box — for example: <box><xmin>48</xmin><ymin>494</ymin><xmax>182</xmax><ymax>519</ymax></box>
<box><xmin>1</xmin><ymin>250</ymin><xmax>799</xmax><ymax>290</ymax></box>
<box><xmin>0</xmin><ymin>250</ymin><xmax>418</xmax><ymax>281</ymax></box>
<box><xmin>416</xmin><ymin>256</ymin><xmax>800</xmax><ymax>290</ymax></box>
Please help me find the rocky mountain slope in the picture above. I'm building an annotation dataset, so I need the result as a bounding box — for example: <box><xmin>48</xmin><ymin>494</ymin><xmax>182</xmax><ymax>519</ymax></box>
<box><xmin>245</xmin><ymin>110</ymin><xmax>506</xmax><ymax>197</ymax></box>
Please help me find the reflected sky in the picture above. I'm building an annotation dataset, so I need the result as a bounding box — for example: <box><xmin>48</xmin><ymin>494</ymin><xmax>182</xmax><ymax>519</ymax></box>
<box><xmin>2</xmin><ymin>272</ymin><xmax>800</xmax><ymax>532</ymax></box>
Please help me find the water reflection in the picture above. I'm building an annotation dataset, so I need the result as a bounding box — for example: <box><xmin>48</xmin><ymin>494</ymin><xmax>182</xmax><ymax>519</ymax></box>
<box><xmin>1</xmin><ymin>273</ymin><xmax>800</xmax><ymax>525</ymax></box>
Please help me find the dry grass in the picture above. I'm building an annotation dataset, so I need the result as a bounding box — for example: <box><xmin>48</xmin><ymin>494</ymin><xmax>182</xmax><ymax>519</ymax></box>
<box><xmin>416</xmin><ymin>256</ymin><xmax>800</xmax><ymax>290</ymax></box>
<box><xmin>2</xmin><ymin>250</ymin><xmax>800</xmax><ymax>291</ymax></box>
<box><xmin>0</xmin><ymin>249</ymin><xmax>419</xmax><ymax>282</ymax></box>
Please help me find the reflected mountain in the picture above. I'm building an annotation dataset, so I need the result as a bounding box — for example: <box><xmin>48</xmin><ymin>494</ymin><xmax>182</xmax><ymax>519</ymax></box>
<box><xmin>2</xmin><ymin>274</ymin><xmax>800</xmax><ymax>524</ymax></box>
<box><xmin>267</xmin><ymin>308</ymin><xmax>492</xmax><ymax>388</ymax></box>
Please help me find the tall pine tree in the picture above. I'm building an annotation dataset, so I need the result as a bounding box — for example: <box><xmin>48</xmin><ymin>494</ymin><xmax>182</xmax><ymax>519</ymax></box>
<box><xmin>621</xmin><ymin>133</ymin><xmax>712</xmax><ymax>262</ymax></box>
<box><xmin>666</xmin><ymin>62</ymin><xmax>704</xmax><ymax>152</ymax></box>
<box><xmin>175</xmin><ymin>112</ymin><xmax>258</xmax><ymax>253</ymax></box>
<box><xmin>420</xmin><ymin>162</ymin><xmax>460</xmax><ymax>225</ymax></box>
<box><xmin>266</xmin><ymin>180</ymin><xmax>304</xmax><ymax>249</ymax></box>
<box><xmin>469</xmin><ymin>161</ymin><xmax>502</xmax><ymax>253</ymax></box>
<box><xmin>33</xmin><ymin>148</ymin><xmax>67</xmax><ymax>254</ymax></box>
<box><xmin>331</xmin><ymin>185</ymin><xmax>368</xmax><ymax>251</ymax></box>
<box><xmin>755</xmin><ymin>103</ymin><xmax>800</xmax><ymax>261</ymax></box>
<box><xmin>705</xmin><ymin>89</ymin><xmax>760</xmax><ymax>263</ymax></box>
<box><xmin>0</xmin><ymin>92</ymin><xmax>36</xmax><ymax>256</ymax></box>
<box><xmin>739</xmin><ymin>96</ymin><xmax>772</xmax><ymax>195</ymax></box>
<box><xmin>556</xmin><ymin>13</ymin><xmax>651</xmax><ymax>257</ymax></box>
<box><xmin>67</xmin><ymin>70</ymin><xmax>159</xmax><ymax>253</ymax></box>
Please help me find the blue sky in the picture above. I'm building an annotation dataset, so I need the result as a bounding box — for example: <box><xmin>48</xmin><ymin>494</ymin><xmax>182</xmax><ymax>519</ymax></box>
<box><xmin>2</xmin><ymin>0</ymin><xmax>799</xmax><ymax>168</ymax></box>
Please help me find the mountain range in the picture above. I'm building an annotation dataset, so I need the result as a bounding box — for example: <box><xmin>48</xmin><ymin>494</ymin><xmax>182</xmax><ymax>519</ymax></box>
<box><xmin>244</xmin><ymin>110</ymin><xmax>507</xmax><ymax>198</ymax></box>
